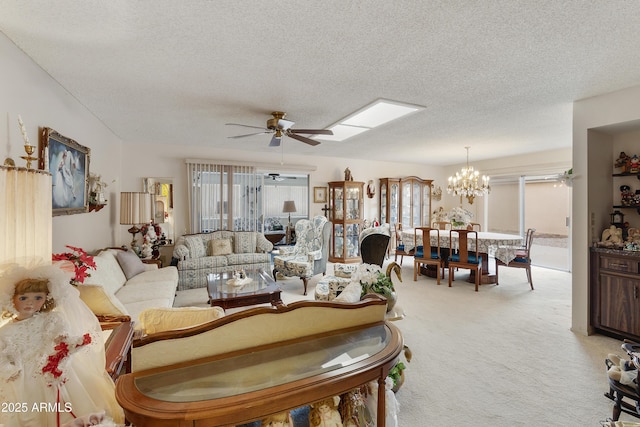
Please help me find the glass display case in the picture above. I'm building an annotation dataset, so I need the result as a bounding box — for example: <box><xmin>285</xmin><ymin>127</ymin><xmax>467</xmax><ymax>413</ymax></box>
<box><xmin>329</xmin><ymin>181</ymin><xmax>364</xmax><ymax>263</ymax></box>
<box><xmin>380</xmin><ymin>176</ymin><xmax>432</xmax><ymax>230</ymax></box>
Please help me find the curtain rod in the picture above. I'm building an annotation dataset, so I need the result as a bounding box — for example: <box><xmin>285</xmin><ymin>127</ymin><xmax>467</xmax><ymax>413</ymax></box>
<box><xmin>185</xmin><ymin>158</ymin><xmax>317</xmax><ymax>172</ymax></box>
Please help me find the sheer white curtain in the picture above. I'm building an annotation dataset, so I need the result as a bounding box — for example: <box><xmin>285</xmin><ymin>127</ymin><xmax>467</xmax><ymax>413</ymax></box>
<box><xmin>186</xmin><ymin>161</ymin><xmax>258</xmax><ymax>233</ymax></box>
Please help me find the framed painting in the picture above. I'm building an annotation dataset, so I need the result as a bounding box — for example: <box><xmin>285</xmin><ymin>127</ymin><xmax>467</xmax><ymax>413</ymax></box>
<box><xmin>313</xmin><ymin>186</ymin><xmax>327</xmax><ymax>203</ymax></box>
<box><xmin>40</xmin><ymin>127</ymin><xmax>90</xmax><ymax>216</ymax></box>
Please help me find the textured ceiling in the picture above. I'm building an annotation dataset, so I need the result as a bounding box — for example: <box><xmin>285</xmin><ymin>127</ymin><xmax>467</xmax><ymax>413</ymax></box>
<box><xmin>2</xmin><ymin>1</ymin><xmax>640</xmax><ymax>165</ymax></box>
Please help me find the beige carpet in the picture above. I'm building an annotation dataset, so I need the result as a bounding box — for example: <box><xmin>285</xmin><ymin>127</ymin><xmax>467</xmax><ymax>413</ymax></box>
<box><xmin>173</xmin><ymin>261</ymin><xmax>634</xmax><ymax>426</ymax></box>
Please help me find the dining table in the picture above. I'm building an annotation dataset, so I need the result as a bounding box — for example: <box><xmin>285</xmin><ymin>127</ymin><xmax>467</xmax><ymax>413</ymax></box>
<box><xmin>400</xmin><ymin>229</ymin><xmax>523</xmax><ymax>284</ymax></box>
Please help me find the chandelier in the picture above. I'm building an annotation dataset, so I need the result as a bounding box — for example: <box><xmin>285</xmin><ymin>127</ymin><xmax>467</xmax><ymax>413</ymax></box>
<box><xmin>447</xmin><ymin>146</ymin><xmax>490</xmax><ymax>204</ymax></box>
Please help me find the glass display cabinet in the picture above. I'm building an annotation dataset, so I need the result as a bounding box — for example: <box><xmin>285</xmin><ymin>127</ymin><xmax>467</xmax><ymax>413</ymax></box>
<box><xmin>380</xmin><ymin>176</ymin><xmax>432</xmax><ymax>230</ymax></box>
<box><xmin>329</xmin><ymin>180</ymin><xmax>364</xmax><ymax>263</ymax></box>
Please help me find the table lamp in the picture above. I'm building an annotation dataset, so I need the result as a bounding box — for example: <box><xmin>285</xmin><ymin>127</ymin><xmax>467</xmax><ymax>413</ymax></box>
<box><xmin>120</xmin><ymin>192</ymin><xmax>153</xmax><ymax>249</ymax></box>
<box><xmin>282</xmin><ymin>200</ymin><xmax>297</xmax><ymax>244</ymax></box>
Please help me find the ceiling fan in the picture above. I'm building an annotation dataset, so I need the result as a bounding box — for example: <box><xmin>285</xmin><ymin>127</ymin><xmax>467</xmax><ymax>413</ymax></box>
<box><xmin>226</xmin><ymin>111</ymin><xmax>333</xmax><ymax>147</ymax></box>
<box><xmin>266</xmin><ymin>173</ymin><xmax>297</xmax><ymax>182</ymax></box>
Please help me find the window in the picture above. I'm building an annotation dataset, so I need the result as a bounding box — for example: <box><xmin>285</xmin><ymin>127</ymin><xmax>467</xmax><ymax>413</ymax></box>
<box><xmin>260</xmin><ymin>174</ymin><xmax>309</xmax><ymax>231</ymax></box>
<box><xmin>187</xmin><ymin>161</ymin><xmax>258</xmax><ymax>232</ymax></box>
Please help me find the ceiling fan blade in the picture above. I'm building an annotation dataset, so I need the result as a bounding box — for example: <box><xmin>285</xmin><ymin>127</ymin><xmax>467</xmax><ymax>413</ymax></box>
<box><xmin>289</xmin><ymin>129</ymin><xmax>334</xmax><ymax>135</ymax></box>
<box><xmin>269</xmin><ymin>135</ymin><xmax>281</xmax><ymax>147</ymax></box>
<box><xmin>228</xmin><ymin>131</ymin><xmax>272</xmax><ymax>139</ymax></box>
<box><xmin>286</xmin><ymin>130</ymin><xmax>321</xmax><ymax>146</ymax></box>
<box><xmin>225</xmin><ymin>123</ymin><xmax>269</xmax><ymax>131</ymax></box>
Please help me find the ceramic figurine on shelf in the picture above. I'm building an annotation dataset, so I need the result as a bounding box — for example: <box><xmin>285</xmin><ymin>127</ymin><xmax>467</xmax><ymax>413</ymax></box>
<box><xmin>309</xmin><ymin>396</ymin><xmax>343</xmax><ymax>426</ymax></box>
<box><xmin>616</xmin><ymin>151</ymin><xmax>631</xmax><ymax>172</ymax></box>
<box><xmin>630</xmin><ymin>154</ymin><xmax>640</xmax><ymax>174</ymax></box>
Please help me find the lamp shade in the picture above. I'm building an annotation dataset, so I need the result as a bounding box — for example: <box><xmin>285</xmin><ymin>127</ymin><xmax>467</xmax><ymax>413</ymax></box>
<box><xmin>282</xmin><ymin>200</ymin><xmax>297</xmax><ymax>213</ymax></box>
<box><xmin>120</xmin><ymin>192</ymin><xmax>153</xmax><ymax>225</ymax></box>
<box><xmin>0</xmin><ymin>166</ymin><xmax>52</xmax><ymax>270</ymax></box>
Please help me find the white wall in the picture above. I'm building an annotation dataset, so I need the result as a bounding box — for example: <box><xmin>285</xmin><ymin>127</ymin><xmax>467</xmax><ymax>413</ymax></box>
<box><xmin>573</xmin><ymin>84</ymin><xmax>640</xmax><ymax>337</ymax></box>
<box><xmin>0</xmin><ymin>32</ymin><xmax>124</xmax><ymax>254</ymax></box>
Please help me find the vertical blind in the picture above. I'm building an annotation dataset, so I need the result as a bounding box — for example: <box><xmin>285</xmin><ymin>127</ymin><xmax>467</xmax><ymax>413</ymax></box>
<box><xmin>187</xmin><ymin>161</ymin><xmax>258</xmax><ymax>233</ymax></box>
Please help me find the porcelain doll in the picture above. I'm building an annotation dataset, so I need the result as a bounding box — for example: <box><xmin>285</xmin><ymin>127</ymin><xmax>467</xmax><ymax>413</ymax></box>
<box><xmin>261</xmin><ymin>411</ymin><xmax>293</xmax><ymax>426</ymax></box>
<box><xmin>0</xmin><ymin>265</ymin><xmax>124</xmax><ymax>426</ymax></box>
<box><xmin>309</xmin><ymin>396</ymin><xmax>343</xmax><ymax>427</ymax></box>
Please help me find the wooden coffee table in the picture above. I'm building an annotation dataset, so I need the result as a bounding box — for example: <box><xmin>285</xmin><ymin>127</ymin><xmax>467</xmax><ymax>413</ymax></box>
<box><xmin>207</xmin><ymin>269</ymin><xmax>282</xmax><ymax>310</ymax></box>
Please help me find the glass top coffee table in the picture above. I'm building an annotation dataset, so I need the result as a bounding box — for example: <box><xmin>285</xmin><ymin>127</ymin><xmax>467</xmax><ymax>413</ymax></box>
<box><xmin>207</xmin><ymin>269</ymin><xmax>282</xmax><ymax>310</ymax></box>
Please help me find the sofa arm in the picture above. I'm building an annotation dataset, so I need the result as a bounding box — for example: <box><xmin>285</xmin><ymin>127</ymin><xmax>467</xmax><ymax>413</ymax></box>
<box><xmin>173</xmin><ymin>244</ymin><xmax>190</xmax><ymax>260</ymax></box>
<box><xmin>255</xmin><ymin>233</ymin><xmax>274</xmax><ymax>253</ymax></box>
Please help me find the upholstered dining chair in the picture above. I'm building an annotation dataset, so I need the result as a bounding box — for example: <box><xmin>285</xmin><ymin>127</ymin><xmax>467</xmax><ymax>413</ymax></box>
<box><xmin>448</xmin><ymin>229</ymin><xmax>482</xmax><ymax>291</ymax></box>
<box><xmin>393</xmin><ymin>223</ymin><xmax>414</xmax><ymax>265</ymax></box>
<box><xmin>413</xmin><ymin>227</ymin><xmax>444</xmax><ymax>285</ymax></box>
<box><xmin>273</xmin><ymin>215</ymin><xmax>331</xmax><ymax>295</ymax></box>
<box><xmin>495</xmin><ymin>228</ymin><xmax>535</xmax><ymax>290</ymax></box>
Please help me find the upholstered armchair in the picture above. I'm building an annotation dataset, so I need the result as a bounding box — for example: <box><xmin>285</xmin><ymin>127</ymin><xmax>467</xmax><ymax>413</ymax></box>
<box><xmin>273</xmin><ymin>215</ymin><xmax>331</xmax><ymax>295</ymax></box>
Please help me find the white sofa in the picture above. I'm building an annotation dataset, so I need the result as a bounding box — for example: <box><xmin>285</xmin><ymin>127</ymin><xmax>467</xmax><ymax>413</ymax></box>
<box><xmin>79</xmin><ymin>248</ymin><xmax>179</xmax><ymax>326</ymax></box>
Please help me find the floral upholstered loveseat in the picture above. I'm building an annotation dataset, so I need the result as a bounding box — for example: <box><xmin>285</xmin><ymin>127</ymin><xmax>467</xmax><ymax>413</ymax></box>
<box><xmin>172</xmin><ymin>231</ymin><xmax>273</xmax><ymax>290</ymax></box>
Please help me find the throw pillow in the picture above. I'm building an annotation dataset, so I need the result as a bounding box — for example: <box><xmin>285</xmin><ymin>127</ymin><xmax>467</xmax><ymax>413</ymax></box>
<box><xmin>234</xmin><ymin>232</ymin><xmax>257</xmax><ymax>254</ymax></box>
<box><xmin>116</xmin><ymin>250</ymin><xmax>146</xmax><ymax>280</ymax></box>
<box><xmin>208</xmin><ymin>238</ymin><xmax>232</xmax><ymax>256</ymax></box>
<box><xmin>138</xmin><ymin>306</ymin><xmax>225</xmax><ymax>334</ymax></box>
<box><xmin>76</xmin><ymin>284</ymin><xmax>129</xmax><ymax>316</ymax></box>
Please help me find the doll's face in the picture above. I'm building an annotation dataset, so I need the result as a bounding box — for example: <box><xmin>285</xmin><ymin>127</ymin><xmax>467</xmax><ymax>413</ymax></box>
<box><xmin>13</xmin><ymin>292</ymin><xmax>47</xmax><ymax>320</ymax></box>
<box><xmin>318</xmin><ymin>403</ymin><xmax>331</xmax><ymax>413</ymax></box>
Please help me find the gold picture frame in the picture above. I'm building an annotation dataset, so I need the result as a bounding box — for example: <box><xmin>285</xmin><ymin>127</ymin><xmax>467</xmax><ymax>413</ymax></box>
<box><xmin>40</xmin><ymin>127</ymin><xmax>90</xmax><ymax>216</ymax></box>
<box><xmin>313</xmin><ymin>186</ymin><xmax>327</xmax><ymax>203</ymax></box>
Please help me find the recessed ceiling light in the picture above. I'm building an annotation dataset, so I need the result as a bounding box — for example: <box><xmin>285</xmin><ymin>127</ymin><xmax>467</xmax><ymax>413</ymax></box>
<box><xmin>315</xmin><ymin>98</ymin><xmax>425</xmax><ymax>142</ymax></box>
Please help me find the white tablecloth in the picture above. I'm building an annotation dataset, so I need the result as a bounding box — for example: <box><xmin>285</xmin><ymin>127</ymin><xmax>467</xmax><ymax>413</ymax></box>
<box><xmin>400</xmin><ymin>230</ymin><xmax>523</xmax><ymax>264</ymax></box>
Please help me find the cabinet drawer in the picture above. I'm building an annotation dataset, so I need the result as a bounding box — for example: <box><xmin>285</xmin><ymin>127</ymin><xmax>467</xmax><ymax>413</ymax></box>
<box><xmin>600</xmin><ymin>256</ymin><xmax>640</xmax><ymax>273</ymax></box>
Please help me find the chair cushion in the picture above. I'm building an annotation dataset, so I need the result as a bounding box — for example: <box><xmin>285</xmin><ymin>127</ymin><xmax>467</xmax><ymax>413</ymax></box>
<box><xmin>450</xmin><ymin>254</ymin><xmax>482</xmax><ymax>264</ymax></box>
<box><xmin>116</xmin><ymin>250</ymin><xmax>146</xmax><ymax>280</ymax></box>
<box><xmin>209</xmin><ymin>238</ymin><xmax>232</xmax><ymax>256</ymax></box>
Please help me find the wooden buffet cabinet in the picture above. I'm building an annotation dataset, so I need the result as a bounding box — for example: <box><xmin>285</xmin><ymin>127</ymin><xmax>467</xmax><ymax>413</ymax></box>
<box><xmin>591</xmin><ymin>248</ymin><xmax>640</xmax><ymax>340</ymax></box>
<box><xmin>115</xmin><ymin>297</ymin><xmax>403</xmax><ymax>427</ymax></box>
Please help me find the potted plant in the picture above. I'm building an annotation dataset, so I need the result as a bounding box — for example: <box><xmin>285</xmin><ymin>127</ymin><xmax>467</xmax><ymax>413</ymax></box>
<box><xmin>388</xmin><ymin>361</ymin><xmax>407</xmax><ymax>393</ymax></box>
<box><xmin>352</xmin><ymin>263</ymin><xmax>397</xmax><ymax>312</ymax></box>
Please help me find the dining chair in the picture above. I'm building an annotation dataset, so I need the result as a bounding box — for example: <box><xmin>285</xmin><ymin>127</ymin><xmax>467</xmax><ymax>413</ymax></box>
<box><xmin>394</xmin><ymin>223</ymin><xmax>413</xmax><ymax>265</ymax></box>
<box><xmin>495</xmin><ymin>228</ymin><xmax>535</xmax><ymax>290</ymax></box>
<box><xmin>413</xmin><ymin>227</ymin><xmax>444</xmax><ymax>285</ymax></box>
<box><xmin>467</xmin><ymin>222</ymin><xmax>481</xmax><ymax>231</ymax></box>
<box><xmin>432</xmin><ymin>221</ymin><xmax>452</xmax><ymax>231</ymax></box>
<box><xmin>448</xmin><ymin>229</ymin><xmax>482</xmax><ymax>291</ymax></box>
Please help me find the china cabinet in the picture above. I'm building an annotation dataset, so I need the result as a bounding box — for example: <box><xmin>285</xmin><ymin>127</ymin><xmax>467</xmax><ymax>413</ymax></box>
<box><xmin>379</xmin><ymin>176</ymin><xmax>433</xmax><ymax>230</ymax></box>
<box><xmin>328</xmin><ymin>181</ymin><xmax>364</xmax><ymax>263</ymax></box>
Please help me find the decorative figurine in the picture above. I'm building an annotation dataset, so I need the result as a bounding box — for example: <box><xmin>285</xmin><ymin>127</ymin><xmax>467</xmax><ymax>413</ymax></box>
<box><xmin>630</xmin><ymin>154</ymin><xmax>640</xmax><ymax>174</ymax></box>
<box><xmin>309</xmin><ymin>396</ymin><xmax>343</xmax><ymax>426</ymax></box>
<box><xmin>344</xmin><ymin>168</ymin><xmax>353</xmax><ymax>181</ymax></box>
<box><xmin>615</xmin><ymin>151</ymin><xmax>631</xmax><ymax>172</ymax></box>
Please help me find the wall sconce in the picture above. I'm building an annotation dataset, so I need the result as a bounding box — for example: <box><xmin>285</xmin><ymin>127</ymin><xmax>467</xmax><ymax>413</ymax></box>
<box><xmin>366</xmin><ymin>180</ymin><xmax>376</xmax><ymax>199</ymax></box>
